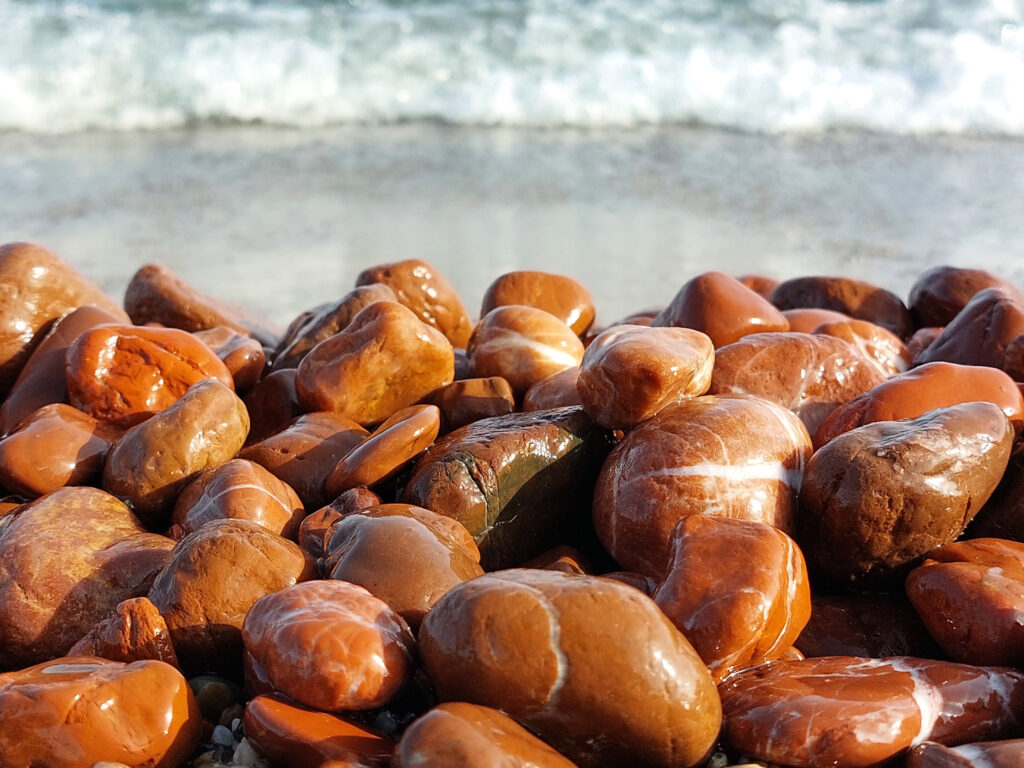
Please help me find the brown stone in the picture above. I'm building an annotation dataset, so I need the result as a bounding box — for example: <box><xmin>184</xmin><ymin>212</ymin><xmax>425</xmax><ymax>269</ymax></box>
<box><xmin>909</xmin><ymin>265</ymin><xmax>1024</xmax><ymax>328</ymax></box>
<box><xmin>812</xmin><ymin>318</ymin><xmax>910</xmax><ymax>377</ymax></box>
<box><xmin>523</xmin><ymin>545</ymin><xmax>594</xmax><ymax>575</ymax></box>
<box><xmin>68</xmin><ymin>597</ymin><xmax>179</xmax><ymax>667</ymax></box>
<box><xmin>907</xmin><ymin>739</ymin><xmax>1024</xmax><ymax>768</ymax></box>
<box><xmin>243</xmin><ymin>368</ymin><xmax>303</xmax><ymax>444</ymax></box>
<box><xmin>298</xmin><ymin>488</ymin><xmax>381</xmax><ymax>562</ymax></box>
<box><xmin>593</xmin><ymin>394</ymin><xmax>810</xmax><ymax>577</ymax></box>
<box><xmin>907</xmin><ymin>326</ymin><xmax>945</xmax><ymax>363</ymax></box>
<box><xmin>781</xmin><ymin>307</ymin><xmax>852</xmax><ymax>333</ymax></box>
<box><xmin>193</xmin><ymin>325</ymin><xmax>266</xmax><ymax>393</ymax></box>
<box><xmin>424</xmin><ymin>377</ymin><xmax>516</xmax><ymax>432</ymax></box>
<box><xmin>522</xmin><ymin>367</ymin><xmax>582</xmax><ymax>411</ymax></box>
<box><xmin>738</xmin><ymin>274</ymin><xmax>779</xmax><ymax>301</ymax></box>
<box><xmin>481</xmin><ymin>270</ymin><xmax>595</xmax><ymax>336</ymax></box>
<box><xmin>770</xmin><ymin>274</ymin><xmax>913</xmax><ymax>337</ymax></box>
<box><xmin>419</xmin><ymin>569</ymin><xmax>721</xmax><ymax>768</ymax></box>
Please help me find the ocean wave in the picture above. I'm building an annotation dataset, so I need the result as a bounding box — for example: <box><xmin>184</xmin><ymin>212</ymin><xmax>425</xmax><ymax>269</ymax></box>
<box><xmin>2</xmin><ymin>0</ymin><xmax>1024</xmax><ymax>134</ymax></box>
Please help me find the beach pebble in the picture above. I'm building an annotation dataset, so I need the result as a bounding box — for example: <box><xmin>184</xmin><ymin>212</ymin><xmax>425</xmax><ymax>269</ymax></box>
<box><xmin>781</xmin><ymin>306</ymin><xmax>852</xmax><ymax>332</ymax></box>
<box><xmin>906</xmin><ymin>538</ymin><xmax>1024</xmax><ymax>667</ymax></box>
<box><xmin>738</xmin><ymin>274</ymin><xmax>779</xmax><ymax>300</ymax></box>
<box><xmin>169</xmin><ymin>458</ymin><xmax>305</xmax><ymax>540</ymax></box>
<box><xmin>0</xmin><ymin>656</ymin><xmax>200</xmax><ymax>768</ymax></box>
<box><xmin>0</xmin><ymin>241</ymin><xmax>126</xmax><ymax>395</ymax></box>
<box><xmin>103</xmin><ymin>378</ymin><xmax>250</xmax><ymax>526</ymax></box>
<box><xmin>243</xmin><ymin>694</ymin><xmax>393</xmax><ymax>768</ymax></box>
<box><xmin>651</xmin><ymin>270</ymin><xmax>789</xmax><ymax>347</ymax></box>
<box><xmin>356</xmin><ymin>258</ymin><xmax>473</xmax><ymax>349</ymax></box>
<box><xmin>798</xmin><ymin>402</ymin><xmax>1013</xmax><ymax>586</ymax></box>
<box><xmin>907</xmin><ymin>739</ymin><xmax>1024</xmax><ymax>767</ymax></box>
<box><xmin>523</xmin><ymin>545</ymin><xmax>593</xmax><ymax>575</ymax></box>
<box><xmin>194</xmin><ymin>326</ymin><xmax>266</xmax><ymax>393</ymax></box>
<box><xmin>68</xmin><ymin>597</ymin><xmax>179</xmax><ymax>667</ymax></box>
<box><xmin>522</xmin><ymin>366</ymin><xmax>582</xmax><ymax>411</ymax></box>
<box><xmin>654</xmin><ymin>515</ymin><xmax>811</xmax><ymax>683</ymax></box>
<box><xmin>481</xmin><ymin>270</ymin><xmax>595</xmax><ymax>337</ymax></box>
<box><xmin>148</xmin><ymin>518</ymin><xmax>315</xmax><ymax>674</ymax></box>
<box><xmin>721</xmin><ymin>656</ymin><xmax>1024</xmax><ymax>768</ymax></box>
<box><xmin>242</xmin><ymin>369</ymin><xmax>303</xmax><ymax>444</ymax></box>
<box><xmin>0</xmin><ymin>487</ymin><xmax>173</xmax><ymax>670</ymax></box>
<box><xmin>770</xmin><ymin>274</ymin><xmax>913</xmax><ymax>338</ymax></box>
<box><xmin>908</xmin><ymin>265</ymin><xmax>1024</xmax><ymax>328</ymax></box>
<box><xmin>393</xmin><ymin>702</ymin><xmax>578</xmax><ymax>768</ymax></box>
<box><xmin>576</xmin><ymin>324</ymin><xmax>714</xmax><ymax>429</ymax></box>
<box><xmin>403</xmin><ymin>406</ymin><xmax>611</xmax><ymax>570</ymax></box>
<box><xmin>243</xmin><ymin>580</ymin><xmax>415</xmax><ymax>711</ymax></box>
<box><xmin>296</xmin><ymin>300</ymin><xmax>454</xmax><ymax>426</ymax></box>
<box><xmin>419</xmin><ymin>569</ymin><xmax>721</xmax><ymax>768</ymax></box>
<box><xmin>709</xmin><ymin>331</ymin><xmax>885</xmax><ymax>437</ymax></box>
<box><xmin>297</xmin><ymin>487</ymin><xmax>381</xmax><ymax>562</ymax></box>
<box><xmin>468</xmin><ymin>305</ymin><xmax>585</xmax><ymax>397</ymax></box>
<box><xmin>424</xmin><ymin>376</ymin><xmax>516</xmax><ymax>431</ymax></box>
<box><xmin>0</xmin><ymin>403</ymin><xmax>120</xmax><ymax>496</ymax></box>
<box><xmin>326</xmin><ymin>404</ymin><xmax>440</xmax><ymax>495</ymax></box>
<box><xmin>812</xmin><ymin>317</ymin><xmax>910</xmax><ymax>377</ymax></box>
<box><xmin>907</xmin><ymin>326</ymin><xmax>945</xmax><ymax>362</ymax></box>
<box><xmin>67</xmin><ymin>324</ymin><xmax>235</xmax><ymax>428</ymax></box>
<box><xmin>592</xmin><ymin>393</ymin><xmax>810</xmax><ymax>577</ymax></box>
<box><xmin>323</xmin><ymin>503</ymin><xmax>483</xmax><ymax>630</ymax></box>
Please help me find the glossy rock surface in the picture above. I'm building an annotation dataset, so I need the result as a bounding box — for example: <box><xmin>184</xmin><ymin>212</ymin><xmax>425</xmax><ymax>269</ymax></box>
<box><xmin>909</xmin><ymin>265</ymin><xmax>1024</xmax><ymax>328</ymax></box>
<box><xmin>907</xmin><ymin>739</ymin><xmax>1024</xmax><ymax>768</ymax></box>
<box><xmin>812</xmin><ymin>318</ymin><xmax>910</xmax><ymax>378</ymax></box>
<box><xmin>480</xmin><ymin>270</ymin><xmax>595</xmax><ymax>336</ymax></box>
<box><xmin>298</xmin><ymin>487</ymin><xmax>381</xmax><ymax>562</ymax></box>
<box><xmin>242</xmin><ymin>368</ymin><xmax>302</xmax><ymax>444</ymax></box>
<box><xmin>425</xmin><ymin>376</ymin><xmax>516</xmax><ymax>432</ymax></box>
<box><xmin>68</xmin><ymin>597</ymin><xmax>179</xmax><ymax>667</ymax></box>
<box><xmin>522</xmin><ymin>367</ymin><xmax>582</xmax><ymax>412</ymax></box>
<box><xmin>193</xmin><ymin>325</ymin><xmax>266</xmax><ymax>393</ymax></box>
<box><xmin>770</xmin><ymin>274</ymin><xmax>913</xmax><ymax>338</ymax></box>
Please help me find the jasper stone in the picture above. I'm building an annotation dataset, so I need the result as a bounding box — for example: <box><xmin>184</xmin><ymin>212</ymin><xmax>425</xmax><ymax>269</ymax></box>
<box><xmin>738</xmin><ymin>274</ymin><xmax>779</xmax><ymax>300</ymax></box>
<box><xmin>193</xmin><ymin>325</ymin><xmax>266</xmax><ymax>393</ymax></box>
<box><xmin>909</xmin><ymin>265</ymin><xmax>1024</xmax><ymax>328</ymax></box>
<box><xmin>403</xmin><ymin>407</ymin><xmax>612</xmax><ymax>570</ymax></box>
<box><xmin>651</xmin><ymin>271</ymin><xmax>789</xmax><ymax>347</ymax></box>
<box><xmin>0</xmin><ymin>402</ymin><xmax>121</xmax><ymax>497</ymax></box>
<box><xmin>654</xmin><ymin>515</ymin><xmax>811</xmax><ymax>683</ymax></box>
<box><xmin>296</xmin><ymin>300</ymin><xmax>454</xmax><ymax>426</ymax></box>
<box><xmin>419</xmin><ymin>569</ymin><xmax>721</xmax><ymax>768</ymax></box>
<box><xmin>709</xmin><ymin>332</ymin><xmax>886</xmax><ymax>437</ymax></box>
<box><xmin>169</xmin><ymin>458</ymin><xmax>305</xmax><ymax>540</ymax></box>
<box><xmin>0</xmin><ymin>241</ymin><xmax>126</xmax><ymax>395</ymax></box>
<box><xmin>394</xmin><ymin>702</ymin><xmax>578</xmax><ymax>768</ymax></box>
<box><xmin>576</xmin><ymin>324</ymin><xmax>714</xmax><ymax>429</ymax></box>
<box><xmin>0</xmin><ymin>487</ymin><xmax>173</xmax><ymax>670</ymax></box>
<box><xmin>103</xmin><ymin>378</ymin><xmax>250</xmax><ymax>527</ymax></box>
<box><xmin>243</xmin><ymin>368</ymin><xmax>303</xmax><ymax>444</ymax></box>
<box><xmin>67</xmin><ymin>324</ymin><xmax>235</xmax><ymax>428</ymax></box>
<box><xmin>68</xmin><ymin>597</ymin><xmax>179</xmax><ymax>667</ymax></box>
<box><xmin>799</xmin><ymin>402</ymin><xmax>1013</xmax><ymax>586</ymax></box>
<box><xmin>148</xmin><ymin>518</ymin><xmax>315</xmax><ymax>674</ymax></box>
<box><xmin>424</xmin><ymin>376</ymin><xmax>516</xmax><ymax>432</ymax></box>
<box><xmin>907</xmin><ymin>739</ymin><xmax>1024</xmax><ymax>768</ymax></box>
<box><xmin>812</xmin><ymin>318</ymin><xmax>910</xmax><ymax>378</ymax></box>
<box><xmin>468</xmin><ymin>306</ymin><xmax>585</xmax><ymax>397</ymax></box>
<box><xmin>770</xmin><ymin>275</ymin><xmax>913</xmax><ymax>338</ymax></box>
<box><xmin>814</xmin><ymin>361</ymin><xmax>1024</xmax><ymax>449</ymax></box>
<box><xmin>243</xmin><ymin>580</ymin><xmax>415</xmax><ymax>711</ymax></box>
<box><xmin>782</xmin><ymin>307</ymin><xmax>852</xmax><ymax>333</ymax></box>
<box><xmin>720</xmin><ymin>656</ymin><xmax>1024</xmax><ymax>768</ymax></box>
<box><xmin>906</xmin><ymin>538</ymin><xmax>1024</xmax><ymax>667</ymax></box>
<box><xmin>298</xmin><ymin>488</ymin><xmax>381</xmax><ymax>562</ymax></box>
<box><xmin>244</xmin><ymin>695</ymin><xmax>394</xmax><ymax>768</ymax></box>
<box><xmin>481</xmin><ymin>270</ymin><xmax>596</xmax><ymax>336</ymax></box>
<box><xmin>593</xmin><ymin>394</ymin><xmax>810</xmax><ymax>577</ymax></box>
<box><xmin>522</xmin><ymin>367</ymin><xmax>583</xmax><ymax>411</ymax></box>
<box><xmin>0</xmin><ymin>656</ymin><xmax>200</xmax><ymax>768</ymax></box>
<box><xmin>324</xmin><ymin>503</ymin><xmax>483</xmax><ymax>630</ymax></box>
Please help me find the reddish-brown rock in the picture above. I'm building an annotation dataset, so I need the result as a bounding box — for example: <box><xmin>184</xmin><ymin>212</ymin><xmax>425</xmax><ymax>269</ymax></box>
<box><xmin>813</xmin><ymin>318</ymin><xmax>910</xmax><ymax>378</ymax></box>
<box><xmin>243</xmin><ymin>580</ymin><xmax>415</xmax><ymax>711</ymax></box>
<box><xmin>296</xmin><ymin>301</ymin><xmax>454</xmax><ymax>426</ymax></box>
<box><xmin>770</xmin><ymin>275</ymin><xmax>913</xmax><ymax>338</ymax></box>
<box><xmin>593</xmin><ymin>394</ymin><xmax>810</xmax><ymax>577</ymax></box>
<box><xmin>481</xmin><ymin>271</ymin><xmax>595</xmax><ymax>337</ymax></box>
<box><xmin>0</xmin><ymin>487</ymin><xmax>173</xmax><ymax>669</ymax></box>
<box><xmin>67</xmin><ymin>324</ymin><xmax>235</xmax><ymax>428</ymax></box>
<box><xmin>907</xmin><ymin>739</ymin><xmax>1024</xmax><ymax>768</ymax></box>
<box><xmin>909</xmin><ymin>266</ymin><xmax>1024</xmax><ymax>328</ymax></box>
<box><xmin>424</xmin><ymin>377</ymin><xmax>516</xmax><ymax>431</ymax></box>
<box><xmin>193</xmin><ymin>325</ymin><xmax>266</xmax><ymax>393</ymax></box>
<box><xmin>68</xmin><ymin>597</ymin><xmax>179</xmax><ymax>667</ymax></box>
<box><xmin>907</xmin><ymin>326</ymin><xmax>945</xmax><ymax>363</ymax></box>
<box><xmin>243</xmin><ymin>368</ymin><xmax>303</xmax><ymax>444</ymax></box>
<box><xmin>419</xmin><ymin>569</ymin><xmax>721</xmax><ymax>768</ymax></box>
<box><xmin>738</xmin><ymin>274</ymin><xmax>779</xmax><ymax>301</ymax></box>
<box><xmin>576</xmin><ymin>324</ymin><xmax>714</xmax><ymax>429</ymax></box>
<box><xmin>298</xmin><ymin>488</ymin><xmax>381</xmax><ymax>562</ymax></box>
<box><xmin>782</xmin><ymin>307</ymin><xmax>853</xmax><ymax>333</ymax></box>
<box><xmin>394</xmin><ymin>702</ymin><xmax>578</xmax><ymax>768</ymax></box>
<box><xmin>522</xmin><ymin>367</ymin><xmax>583</xmax><ymax>411</ymax></box>
<box><xmin>0</xmin><ymin>656</ymin><xmax>200</xmax><ymax>768</ymax></box>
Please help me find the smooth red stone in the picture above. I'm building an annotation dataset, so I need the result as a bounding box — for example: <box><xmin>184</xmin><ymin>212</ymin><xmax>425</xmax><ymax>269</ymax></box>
<box><xmin>67</xmin><ymin>324</ymin><xmax>235</xmax><ymax>428</ymax></box>
<box><xmin>720</xmin><ymin>656</ymin><xmax>1024</xmax><ymax>768</ymax></box>
<box><xmin>326</xmin><ymin>405</ymin><xmax>440</xmax><ymax>495</ymax></box>
<box><xmin>394</xmin><ymin>702</ymin><xmax>579</xmax><ymax>768</ymax></box>
<box><xmin>243</xmin><ymin>580</ymin><xmax>415</xmax><ymax>711</ymax></box>
<box><xmin>169</xmin><ymin>458</ymin><xmax>305</xmax><ymax>540</ymax></box>
<box><xmin>710</xmin><ymin>331</ymin><xmax>886</xmax><ymax>437</ymax></box>
<box><xmin>523</xmin><ymin>545</ymin><xmax>594</xmax><ymax>575</ymax></box>
<box><xmin>244</xmin><ymin>695</ymin><xmax>393</xmax><ymax>768</ymax></box>
<box><xmin>148</xmin><ymin>518</ymin><xmax>315</xmax><ymax>674</ymax></box>
<box><xmin>193</xmin><ymin>325</ymin><xmax>266</xmax><ymax>393</ymax></box>
<box><xmin>651</xmin><ymin>271</ymin><xmax>789</xmax><ymax>347</ymax></box>
<box><xmin>0</xmin><ymin>305</ymin><xmax>124</xmax><ymax>436</ymax></box>
<box><xmin>424</xmin><ymin>376</ymin><xmax>516</xmax><ymax>431</ymax></box>
<box><xmin>481</xmin><ymin>270</ymin><xmax>596</xmax><ymax>336</ymax></box>
<box><xmin>0</xmin><ymin>656</ymin><xmax>200</xmax><ymax>768</ymax></box>
<box><xmin>813</xmin><ymin>318</ymin><xmax>910</xmax><ymax>377</ymax></box>
<box><xmin>243</xmin><ymin>368</ymin><xmax>303</xmax><ymax>444</ymax></box>
<box><xmin>240</xmin><ymin>411</ymin><xmax>369</xmax><ymax>509</ymax></box>
<box><xmin>296</xmin><ymin>301</ymin><xmax>454</xmax><ymax>426</ymax></box>
<box><xmin>0</xmin><ymin>242</ymin><xmax>126</xmax><ymax>395</ymax></box>
<box><xmin>770</xmin><ymin>275</ymin><xmax>913</xmax><ymax>338</ymax></box>
<box><xmin>468</xmin><ymin>305</ymin><xmax>585</xmax><ymax>397</ymax></box>
<box><xmin>800</xmin><ymin>402</ymin><xmax>1013</xmax><ymax>586</ymax></box>
<box><xmin>0</xmin><ymin>487</ymin><xmax>173</xmax><ymax>669</ymax></box>
<box><xmin>103</xmin><ymin>378</ymin><xmax>250</xmax><ymax>526</ymax></box>
<box><xmin>738</xmin><ymin>274</ymin><xmax>779</xmax><ymax>301</ymax></box>
<box><xmin>576</xmin><ymin>325</ymin><xmax>714</xmax><ymax>429</ymax></box>
<box><xmin>781</xmin><ymin>307</ymin><xmax>853</xmax><ymax>333</ymax></box>
<box><xmin>0</xmin><ymin>403</ymin><xmax>121</xmax><ymax>496</ymax></box>
<box><xmin>593</xmin><ymin>393</ymin><xmax>811</xmax><ymax>577</ymax></box>
<box><xmin>654</xmin><ymin>515</ymin><xmax>811</xmax><ymax>683</ymax></box>
<box><xmin>907</xmin><ymin>326</ymin><xmax>945</xmax><ymax>363</ymax></box>
<box><xmin>907</xmin><ymin>538</ymin><xmax>1024</xmax><ymax>667</ymax></box>
<box><xmin>298</xmin><ymin>488</ymin><xmax>382</xmax><ymax>562</ymax></box>
<box><xmin>814</xmin><ymin>361</ymin><xmax>1024</xmax><ymax>449</ymax></box>
<box><xmin>419</xmin><ymin>569</ymin><xmax>721</xmax><ymax>768</ymax></box>
<box><xmin>523</xmin><ymin>367</ymin><xmax>582</xmax><ymax>411</ymax></box>
<box><xmin>68</xmin><ymin>597</ymin><xmax>179</xmax><ymax>667</ymax></box>
<box><xmin>907</xmin><ymin>739</ymin><xmax>1024</xmax><ymax>768</ymax></box>
<box><xmin>909</xmin><ymin>266</ymin><xmax>1024</xmax><ymax>328</ymax></box>
<box><xmin>324</xmin><ymin>503</ymin><xmax>483</xmax><ymax>630</ymax></box>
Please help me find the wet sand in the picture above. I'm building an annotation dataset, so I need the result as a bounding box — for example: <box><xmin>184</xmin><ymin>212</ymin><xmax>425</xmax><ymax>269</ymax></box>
<box><xmin>2</xmin><ymin>124</ymin><xmax>1023</xmax><ymax>328</ymax></box>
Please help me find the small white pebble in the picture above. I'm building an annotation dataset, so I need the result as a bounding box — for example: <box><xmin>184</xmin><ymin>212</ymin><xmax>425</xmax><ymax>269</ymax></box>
<box><xmin>212</xmin><ymin>724</ymin><xmax>235</xmax><ymax>748</ymax></box>
<box><xmin>231</xmin><ymin>717</ymin><xmax>241</xmax><ymax>733</ymax></box>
